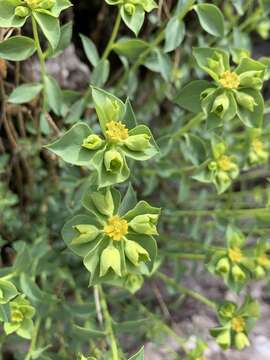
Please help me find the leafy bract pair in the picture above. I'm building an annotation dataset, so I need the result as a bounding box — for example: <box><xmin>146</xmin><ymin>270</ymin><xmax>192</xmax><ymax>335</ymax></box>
<box><xmin>105</xmin><ymin>0</ymin><xmax>157</xmax><ymax>35</ymax></box>
<box><xmin>62</xmin><ymin>186</ymin><xmax>160</xmax><ymax>287</ymax></box>
<box><xmin>0</xmin><ymin>0</ymin><xmax>72</xmax><ymax>49</ymax></box>
<box><xmin>176</xmin><ymin>48</ymin><xmax>266</xmax><ymax>129</ymax></box>
<box><xmin>46</xmin><ymin>87</ymin><xmax>158</xmax><ymax>188</ymax></box>
<box><xmin>193</xmin><ymin>136</ymin><xmax>239</xmax><ymax>194</ymax></box>
<box><xmin>3</xmin><ymin>296</ymin><xmax>36</xmax><ymax>340</ymax></box>
<box><xmin>211</xmin><ymin>297</ymin><xmax>259</xmax><ymax>351</ymax></box>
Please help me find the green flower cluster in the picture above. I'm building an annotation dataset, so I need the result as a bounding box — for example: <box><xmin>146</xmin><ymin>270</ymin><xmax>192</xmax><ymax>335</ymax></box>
<box><xmin>105</xmin><ymin>0</ymin><xmax>157</xmax><ymax>35</ymax></box>
<box><xmin>47</xmin><ymin>87</ymin><xmax>158</xmax><ymax>188</ymax></box>
<box><xmin>247</xmin><ymin>129</ymin><xmax>268</xmax><ymax>166</ymax></box>
<box><xmin>207</xmin><ymin>226</ymin><xmax>270</xmax><ymax>292</ymax></box>
<box><xmin>62</xmin><ymin>187</ymin><xmax>160</xmax><ymax>287</ymax></box>
<box><xmin>193</xmin><ymin>136</ymin><xmax>239</xmax><ymax>194</ymax></box>
<box><xmin>3</xmin><ymin>295</ymin><xmax>36</xmax><ymax>339</ymax></box>
<box><xmin>193</xmin><ymin>48</ymin><xmax>266</xmax><ymax>129</ymax></box>
<box><xmin>211</xmin><ymin>297</ymin><xmax>260</xmax><ymax>350</ymax></box>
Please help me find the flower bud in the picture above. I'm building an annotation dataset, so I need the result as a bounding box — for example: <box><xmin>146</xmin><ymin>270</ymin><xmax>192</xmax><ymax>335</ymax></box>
<box><xmin>100</xmin><ymin>245</ymin><xmax>121</xmax><ymax>277</ymax></box>
<box><xmin>82</xmin><ymin>134</ymin><xmax>104</xmax><ymax>150</ymax></box>
<box><xmin>254</xmin><ymin>265</ymin><xmax>265</xmax><ymax>278</ymax></box>
<box><xmin>124</xmin><ymin>240</ymin><xmax>150</xmax><ymax>266</ymax></box>
<box><xmin>15</xmin><ymin>6</ymin><xmax>30</xmax><ymax>17</ymax></box>
<box><xmin>235</xmin><ymin>332</ymin><xmax>250</xmax><ymax>350</ymax></box>
<box><xmin>0</xmin><ymin>59</ymin><xmax>7</xmax><ymax>79</ymax></box>
<box><xmin>124</xmin><ymin>274</ymin><xmax>144</xmax><ymax>293</ymax></box>
<box><xmin>124</xmin><ymin>134</ymin><xmax>151</xmax><ymax>152</ymax></box>
<box><xmin>104</xmin><ymin>150</ymin><xmax>123</xmax><ymax>173</ymax></box>
<box><xmin>211</xmin><ymin>93</ymin><xmax>229</xmax><ymax>118</ymax></box>
<box><xmin>71</xmin><ymin>224</ymin><xmax>100</xmax><ymax>245</ymax></box>
<box><xmin>239</xmin><ymin>71</ymin><xmax>263</xmax><ymax>90</ymax></box>
<box><xmin>216</xmin><ymin>330</ymin><xmax>231</xmax><ymax>349</ymax></box>
<box><xmin>235</xmin><ymin>91</ymin><xmax>257</xmax><ymax>112</ymax></box>
<box><xmin>90</xmin><ymin>188</ymin><xmax>114</xmax><ymax>216</ymax></box>
<box><xmin>219</xmin><ymin>303</ymin><xmax>236</xmax><ymax>318</ymax></box>
<box><xmin>216</xmin><ymin>257</ymin><xmax>230</xmax><ymax>275</ymax></box>
<box><xmin>208</xmin><ymin>161</ymin><xmax>217</xmax><ymax>171</ymax></box>
<box><xmin>40</xmin><ymin>0</ymin><xmax>55</xmax><ymax>10</ymax></box>
<box><xmin>232</xmin><ymin>265</ymin><xmax>246</xmax><ymax>283</ymax></box>
<box><xmin>129</xmin><ymin>214</ymin><xmax>159</xmax><ymax>235</ymax></box>
<box><xmin>124</xmin><ymin>3</ymin><xmax>136</xmax><ymax>15</ymax></box>
<box><xmin>212</xmin><ymin>142</ymin><xmax>226</xmax><ymax>159</ymax></box>
<box><xmin>207</xmin><ymin>53</ymin><xmax>225</xmax><ymax>75</ymax></box>
<box><xmin>216</xmin><ymin>171</ymin><xmax>230</xmax><ymax>184</ymax></box>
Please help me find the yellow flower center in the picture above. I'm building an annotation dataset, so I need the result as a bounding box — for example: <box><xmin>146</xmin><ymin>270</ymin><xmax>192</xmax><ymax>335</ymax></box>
<box><xmin>219</xmin><ymin>71</ymin><xmax>240</xmax><ymax>89</ymax></box>
<box><xmin>105</xmin><ymin>121</ymin><xmax>129</xmax><ymax>141</ymax></box>
<box><xmin>104</xmin><ymin>215</ymin><xmax>128</xmax><ymax>241</ymax></box>
<box><xmin>252</xmin><ymin>139</ymin><xmax>264</xmax><ymax>154</ymax></box>
<box><xmin>217</xmin><ymin>155</ymin><xmax>233</xmax><ymax>172</ymax></box>
<box><xmin>258</xmin><ymin>254</ymin><xmax>269</xmax><ymax>267</ymax></box>
<box><xmin>228</xmin><ymin>247</ymin><xmax>243</xmax><ymax>263</ymax></box>
<box><xmin>11</xmin><ymin>309</ymin><xmax>24</xmax><ymax>323</ymax></box>
<box><xmin>231</xmin><ymin>316</ymin><xmax>245</xmax><ymax>333</ymax></box>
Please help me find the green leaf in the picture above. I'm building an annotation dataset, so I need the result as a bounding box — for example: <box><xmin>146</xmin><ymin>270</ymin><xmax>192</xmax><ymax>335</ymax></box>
<box><xmin>44</xmin><ymin>75</ymin><xmax>62</xmax><ymax>115</ymax></box>
<box><xmin>0</xmin><ymin>36</ymin><xmax>36</xmax><ymax>61</ymax></box>
<box><xmin>91</xmin><ymin>60</ymin><xmax>110</xmax><ymax>87</ymax></box>
<box><xmin>174</xmin><ymin>80</ymin><xmax>211</xmax><ymax>113</ymax></box>
<box><xmin>33</xmin><ymin>12</ymin><xmax>60</xmax><ymax>50</ymax></box>
<box><xmin>113</xmin><ymin>38</ymin><xmax>150</xmax><ymax>61</ymax></box>
<box><xmin>236</xmin><ymin>89</ymin><xmax>264</xmax><ymax>128</ymax></box>
<box><xmin>0</xmin><ymin>304</ymin><xmax>10</xmax><ymax>323</ymax></box>
<box><xmin>124</xmin><ymin>98</ymin><xmax>137</xmax><ymax>129</ymax></box>
<box><xmin>164</xmin><ymin>16</ymin><xmax>185</xmax><ymax>53</ymax></box>
<box><xmin>194</xmin><ymin>3</ymin><xmax>225</xmax><ymax>37</ymax></box>
<box><xmin>129</xmin><ymin>346</ymin><xmax>144</xmax><ymax>360</ymax></box>
<box><xmin>8</xmin><ymin>83</ymin><xmax>42</xmax><ymax>104</ymax></box>
<box><xmin>0</xmin><ymin>279</ymin><xmax>18</xmax><ymax>304</ymax></box>
<box><xmin>72</xmin><ymin>324</ymin><xmax>106</xmax><ymax>339</ymax></box>
<box><xmin>80</xmin><ymin>34</ymin><xmax>100</xmax><ymax>67</ymax></box>
<box><xmin>156</xmin><ymin>49</ymin><xmax>172</xmax><ymax>82</ymax></box>
<box><xmin>118</xmin><ymin>183</ymin><xmax>137</xmax><ymax>216</ymax></box>
<box><xmin>120</xmin><ymin>4</ymin><xmax>145</xmax><ymax>36</ymax></box>
<box><xmin>46</xmin><ymin>21</ymin><xmax>73</xmax><ymax>58</ymax></box>
<box><xmin>45</xmin><ymin>122</ymin><xmax>94</xmax><ymax>166</ymax></box>
<box><xmin>51</xmin><ymin>0</ymin><xmax>73</xmax><ymax>17</ymax></box>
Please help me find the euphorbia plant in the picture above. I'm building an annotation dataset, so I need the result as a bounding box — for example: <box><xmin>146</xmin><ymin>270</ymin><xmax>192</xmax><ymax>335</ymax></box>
<box><xmin>0</xmin><ymin>0</ymin><xmax>270</xmax><ymax>359</ymax></box>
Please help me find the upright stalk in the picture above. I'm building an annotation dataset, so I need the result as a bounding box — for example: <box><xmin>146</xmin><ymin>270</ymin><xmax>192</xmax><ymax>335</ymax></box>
<box><xmin>31</xmin><ymin>16</ymin><xmax>46</xmax><ymax>82</ymax></box>
<box><xmin>102</xmin><ymin>7</ymin><xmax>121</xmax><ymax>60</ymax></box>
<box><xmin>98</xmin><ymin>286</ymin><xmax>119</xmax><ymax>360</ymax></box>
<box><xmin>24</xmin><ymin>317</ymin><xmax>41</xmax><ymax>360</ymax></box>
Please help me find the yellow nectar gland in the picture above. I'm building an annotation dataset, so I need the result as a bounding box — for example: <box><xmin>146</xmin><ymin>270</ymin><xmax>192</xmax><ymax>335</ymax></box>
<box><xmin>104</xmin><ymin>215</ymin><xmax>128</xmax><ymax>241</ymax></box>
<box><xmin>231</xmin><ymin>316</ymin><xmax>245</xmax><ymax>333</ymax></box>
<box><xmin>106</xmin><ymin>121</ymin><xmax>129</xmax><ymax>141</ymax></box>
<box><xmin>217</xmin><ymin>155</ymin><xmax>233</xmax><ymax>172</ymax></box>
<box><xmin>252</xmin><ymin>139</ymin><xmax>264</xmax><ymax>154</ymax></box>
<box><xmin>11</xmin><ymin>309</ymin><xmax>23</xmax><ymax>323</ymax></box>
<box><xmin>228</xmin><ymin>247</ymin><xmax>243</xmax><ymax>263</ymax></box>
<box><xmin>219</xmin><ymin>71</ymin><xmax>240</xmax><ymax>89</ymax></box>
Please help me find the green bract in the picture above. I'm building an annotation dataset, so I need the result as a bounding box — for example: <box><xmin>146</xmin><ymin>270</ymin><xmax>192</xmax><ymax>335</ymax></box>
<box><xmin>3</xmin><ymin>296</ymin><xmax>36</xmax><ymax>339</ymax></box>
<box><xmin>210</xmin><ymin>296</ymin><xmax>260</xmax><ymax>351</ymax></box>
<box><xmin>105</xmin><ymin>0</ymin><xmax>157</xmax><ymax>35</ymax></box>
<box><xmin>62</xmin><ymin>186</ymin><xmax>160</xmax><ymax>286</ymax></box>
<box><xmin>46</xmin><ymin>87</ymin><xmax>159</xmax><ymax>188</ymax></box>
<box><xmin>0</xmin><ymin>279</ymin><xmax>18</xmax><ymax>305</ymax></box>
<box><xmin>193</xmin><ymin>136</ymin><xmax>239</xmax><ymax>194</ymax></box>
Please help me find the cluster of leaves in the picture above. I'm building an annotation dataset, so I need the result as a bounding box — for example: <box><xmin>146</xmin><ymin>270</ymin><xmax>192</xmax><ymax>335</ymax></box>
<box><xmin>0</xmin><ymin>0</ymin><xmax>270</xmax><ymax>359</ymax></box>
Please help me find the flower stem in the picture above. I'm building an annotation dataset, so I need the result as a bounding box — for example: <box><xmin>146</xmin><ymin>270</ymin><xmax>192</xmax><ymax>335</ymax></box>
<box><xmin>164</xmin><ymin>252</ymin><xmax>206</xmax><ymax>260</ymax></box>
<box><xmin>157</xmin><ymin>272</ymin><xmax>217</xmax><ymax>310</ymax></box>
<box><xmin>31</xmin><ymin>16</ymin><xmax>46</xmax><ymax>82</ymax></box>
<box><xmin>102</xmin><ymin>7</ymin><xmax>121</xmax><ymax>60</ymax></box>
<box><xmin>98</xmin><ymin>285</ymin><xmax>119</xmax><ymax>360</ymax></box>
<box><xmin>166</xmin><ymin>207</ymin><xmax>268</xmax><ymax>218</ymax></box>
<box><xmin>24</xmin><ymin>317</ymin><xmax>41</xmax><ymax>360</ymax></box>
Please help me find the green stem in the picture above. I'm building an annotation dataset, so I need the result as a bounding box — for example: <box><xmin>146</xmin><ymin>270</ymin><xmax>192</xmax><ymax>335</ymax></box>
<box><xmin>166</xmin><ymin>207</ymin><xmax>268</xmax><ymax>218</ymax></box>
<box><xmin>102</xmin><ymin>8</ymin><xmax>121</xmax><ymax>60</ymax></box>
<box><xmin>98</xmin><ymin>286</ymin><xmax>119</xmax><ymax>360</ymax></box>
<box><xmin>24</xmin><ymin>317</ymin><xmax>41</xmax><ymax>360</ymax></box>
<box><xmin>163</xmin><ymin>252</ymin><xmax>206</xmax><ymax>260</ymax></box>
<box><xmin>158</xmin><ymin>272</ymin><xmax>217</xmax><ymax>310</ymax></box>
<box><xmin>172</xmin><ymin>112</ymin><xmax>205</xmax><ymax>139</ymax></box>
<box><xmin>0</xmin><ymin>272</ymin><xmax>17</xmax><ymax>281</ymax></box>
<box><xmin>31</xmin><ymin>16</ymin><xmax>46</xmax><ymax>82</ymax></box>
